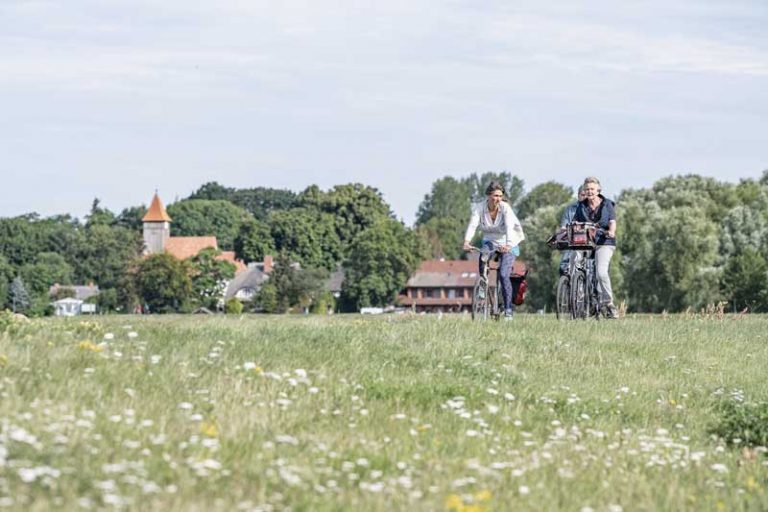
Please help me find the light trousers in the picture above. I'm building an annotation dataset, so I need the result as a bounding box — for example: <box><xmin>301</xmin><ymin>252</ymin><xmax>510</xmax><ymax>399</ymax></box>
<box><xmin>595</xmin><ymin>245</ymin><xmax>615</xmax><ymax>306</ymax></box>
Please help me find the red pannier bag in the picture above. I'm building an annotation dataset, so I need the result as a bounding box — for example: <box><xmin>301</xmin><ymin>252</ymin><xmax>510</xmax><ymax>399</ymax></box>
<box><xmin>511</xmin><ymin>260</ymin><xmax>528</xmax><ymax>306</ymax></box>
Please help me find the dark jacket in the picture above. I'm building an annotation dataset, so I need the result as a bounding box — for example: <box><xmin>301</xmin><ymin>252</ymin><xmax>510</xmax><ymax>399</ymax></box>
<box><xmin>574</xmin><ymin>195</ymin><xmax>616</xmax><ymax>246</ymax></box>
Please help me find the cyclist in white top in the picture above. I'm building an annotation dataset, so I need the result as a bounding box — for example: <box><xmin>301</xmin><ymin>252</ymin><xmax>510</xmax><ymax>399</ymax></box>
<box><xmin>462</xmin><ymin>181</ymin><xmax>525</xmax><ymax>318</ymax></box>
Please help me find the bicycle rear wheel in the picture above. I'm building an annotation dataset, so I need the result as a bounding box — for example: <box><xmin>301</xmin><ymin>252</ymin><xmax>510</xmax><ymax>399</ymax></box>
<box><xmin>471</xmin><ymin>279</ymin><xmax>489</xmax><ymax>321</ymax></box>
<box><xmin>556</xmin><ymin>275</ymin><xmax>570</xmax><ymax>320</ymax></box>
<box><xmin>571</xmin><ymin>272</ymin><xmax>588</xmax><ymax>320</ymax></box>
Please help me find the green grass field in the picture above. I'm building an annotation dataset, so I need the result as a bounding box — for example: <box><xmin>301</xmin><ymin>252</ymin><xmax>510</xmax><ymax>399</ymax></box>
<box><xmin>1</xmin><ymin>313</ymin><xmax>767</xmax><ymax>511</ymax></box>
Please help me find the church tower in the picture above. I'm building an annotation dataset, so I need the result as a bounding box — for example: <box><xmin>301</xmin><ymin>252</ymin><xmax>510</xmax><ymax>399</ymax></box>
<box><xmin>142</xmin><ymin>192</ymin><xmax>172</xmax><ymax>255</ymax></box>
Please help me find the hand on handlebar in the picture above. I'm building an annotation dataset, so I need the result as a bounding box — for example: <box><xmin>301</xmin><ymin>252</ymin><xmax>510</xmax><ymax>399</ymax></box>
<box><xmin>462</xmin><ymin>241</ymin><xmax>473</xmax><ymax>252</ymax></box>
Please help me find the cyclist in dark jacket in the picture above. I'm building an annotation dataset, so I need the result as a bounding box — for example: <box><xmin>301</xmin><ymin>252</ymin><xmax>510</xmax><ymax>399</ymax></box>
<box><xmin>574</xmin><ymin>176</ymin><xmax>618</xmax><ymax>318</ymax></box>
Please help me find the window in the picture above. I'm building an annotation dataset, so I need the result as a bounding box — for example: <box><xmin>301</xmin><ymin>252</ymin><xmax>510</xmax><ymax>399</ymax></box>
<box><xmin>447</xmin><ymin>289</ymin><xmax>457</xmax><ymax>299</ymax></box>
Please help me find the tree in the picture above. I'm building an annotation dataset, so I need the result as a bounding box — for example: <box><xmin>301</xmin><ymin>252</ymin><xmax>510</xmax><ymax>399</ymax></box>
<box><xmin>116</xmin><ymin>205</ymin><xmax>147</xmax><ymax>231</ymax></box>
<box><xmin>0</xmin><ymin>255</ymin><xmax>13</xmax><ymax>310</ymax></box>
<box><xmin>516</xmin><ymin>181</ymin><xmax>573</xmax><ymax>220</ymax></box>
<box><xmin>269</xmin><ymin>208</ymin><xmax>342</xmax><ymax>270</ymax></box>
<box><xmin>721</xmin><ymin>247</ymin><xmax>768</xmax><ymax>312</ymax></box>
<box><xmin>719</xmin><ymin>206</ymin><xmax>768</xmax><ymax>263</ymax></box>
<box><xmin>187</xmin><ymin>247</ymin><xmax>236</xmax><ymax>310</ymax></box>
<box><xmin>75</xmin><ymin>224</ymin><xmax>144</xmax><ymax>290</ymax></box>
<box><xmin>416</xmin><ymin>217</ymin><xmax>466</xmax><ymax>260</ymax></box>
<box><xmin>234</xmin><ymin>218</ymin><xmax>275</xmax><ymax>263</ymax></box>
<box><xmin>134</xmin><ymin>253</ymin><xmax>193</xmax><ymax>313</ymax></box>
<box><xmin>9</xmin><ymin>276</ymin><xmax>31</xmax><ymax>314</ymax></box>
<box><xmin>166</xmin><ymin>199</ymin><xmax>253</xmax><ymax>250</ymax></box>
<box><xmin>256</xmin><ymin>252</ymin><xmax>329</xmax><ymax>313</ymax></box>
<box><xmin>300</xmin><ymin>183</ymin><xmax>393</xmax><ymax>245</ymax></box>
<box><xmin>19</xmin><ymin>252</ymin><xmax>74</xmax><ymax>296</ymax></box>
<box><xmin>189</xmin><ymin>182</ymin><xmax>299</xmax><ymax>221</ymax></box>
<box><xmin>85</xmin><ymin>198</ymin><xmax>116</xmax><ymax>227</ymax></box>
<box><xmin>340</xmin><ymin>219</ymin><xmax>425</xmax><ymax>311</ymax></box>
<box><xmin>254</xmin><ymin>282</ymin><xmax>278</xmax><ymax>313</ymax></box>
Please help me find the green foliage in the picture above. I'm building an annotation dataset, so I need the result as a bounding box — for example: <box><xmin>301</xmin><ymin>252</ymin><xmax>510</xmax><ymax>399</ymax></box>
<box><xmin>0</xmin><ymin>255</ymin><xmax>12</xmax><ymax>310</ymax></box>
<box><xmin>340</xmin><ymin>219</ymin><xmax>425</xmax><ymax>311</ymax></box>
<box><xmin>134</xmin><ymin>253</ymin><xmax>193</xmax><ymax>313</ymax></box>
<box><xmin>224</xmin><ymin>297</ymin><xmax>243</xmax><ymax>315</ymax></box>
<box><xmin>721</xmin><ymin>248</ymin><xmax>768</xmax><ymax>312</ymax></box>
<box><xmin>9</xmin><ymin>276</ymin><xmax>31</xmax><ymax>314</ymax></box>
<box><xmin>187</xmin><ymin>247</ymin><xmax>237</xmax><ymax>310</ymax></box>
<box><xmin>19</xmin><ymin>252</ymin><xmax>74</xmax><ymax>296</ymax></box>
<box><xmin>710</xmin><ymin>397</ymin><xmax>768</xmax><ymax>448</ymax></box>
<box><xmin>269</xmin><ymin>208</ymin><xmax>342</xmax><ymax>270</ymax></box>
<box><xmin>416</xmin><ymin>217</ymin><xmax>465</xmax><ymax>260</ymax></box>
<box><xmin>234</xmin><ymin>218</ymin><xmax>275</xmax><ymax>264</ymax></box>
<box><xmin>96</xmin><ymin>288</ymin><xmax>120</xmax><ymax>312</ymax></box>
<box><xmin>719</xmin><ymin>206</ymin><xmax>768</xmax><ymax>262</ymax></box>
<box><xmin>115</xmin><ymin>205</ymin><xmax>147</xmax><ymax>231</ymax></box>
<box><xmin>75</xmin><ymin>224</ymin><xmax>143</xmax><ymax>289</ymax></box>
<box><xmin>254</xmin><ymin>282</ymin><xmax>278</xmax><ymax>313</ymax></box>
<box><xmin>167</xmin><ymin>199</ymin><xmax>252</xmax><ymax>250</ymax></box>
<box><xmin>300</xmin><ymin>183</ymin><xmax>393</xmax><ymax>245</ymax></box>
<box><xmin>189</xmin><ymin>181</ymin><xmax>299</xmax><ymax>221</ymax></box>
<box><xmin>264</xmin><ymin>253</ymin><xmax>329</xmax><ymax>313</ymax></box>
<box><xmin>516</xmin><ymin>181</ymin><xmax>573</xmax><ymax>220</ymax></box>
<box><xmin>85</xmin><ymin>198</ymin><xmax>116</xmax><ymax>227</ymax></box>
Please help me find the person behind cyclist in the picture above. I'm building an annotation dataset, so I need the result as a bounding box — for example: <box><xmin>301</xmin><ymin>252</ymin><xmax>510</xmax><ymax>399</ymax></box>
<box><xmin>558</xmin><ymin>185</ymin><xmax>587</xmax><ymax>275</ymax></box>
<box><xmin>573</xmin><ymin>176</ymin><xmax>618</xmax><ymax>319</ymax></box>
<box><xmin>462</xmin><ymin>181</ymin><xmax>525</xmax><ymax>319</ymax></box>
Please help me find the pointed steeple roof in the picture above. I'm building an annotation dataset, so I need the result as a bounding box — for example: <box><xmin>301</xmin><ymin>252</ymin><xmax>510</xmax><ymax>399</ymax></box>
<box><xmin>142</xmin><ymin>192</ymin><xmax>172</xmax><ymax>222</ymax></box>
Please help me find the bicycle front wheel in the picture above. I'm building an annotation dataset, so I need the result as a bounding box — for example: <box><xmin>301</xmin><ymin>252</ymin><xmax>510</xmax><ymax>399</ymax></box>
<box><xmin>471</xmin><ymin>279</ymin><xmax>489</xmax><ymax>321</ymax></box>
<box><xmin>571</xmin><ymin>272</ymin><xmax>588</xmax><ymax>320</ymax></box>
<box><xmin>556</xmin><ymin>275</ymin><xmax>570</xmax><ymax>320</ymax></box>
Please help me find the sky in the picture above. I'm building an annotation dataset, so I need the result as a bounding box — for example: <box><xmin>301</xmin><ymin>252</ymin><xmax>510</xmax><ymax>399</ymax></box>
<box><xmin>1</xmin><ymin>0</ymin><xmax>766</xmax><ymax>225</ymax></box>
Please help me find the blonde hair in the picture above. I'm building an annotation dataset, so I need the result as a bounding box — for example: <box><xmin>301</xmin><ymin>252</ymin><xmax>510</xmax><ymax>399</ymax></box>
<box><xmin>583</xmin><ymin>176</ymin><xmax>601</xmax><ymax>192</ymax></box>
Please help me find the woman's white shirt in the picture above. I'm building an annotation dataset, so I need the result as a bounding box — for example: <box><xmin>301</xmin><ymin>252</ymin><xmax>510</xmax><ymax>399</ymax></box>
<box><xmin>464</xmin><ymin>201</ymin><xmax>525</xmax><ymax>247</ymax></box>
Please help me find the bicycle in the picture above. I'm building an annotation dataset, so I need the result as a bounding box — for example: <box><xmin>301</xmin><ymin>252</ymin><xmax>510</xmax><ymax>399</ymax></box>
<box><xmin>548</xmin><ymin>222</ymin><xmax>601</xmax><ymax>320</ymax></box>
<box><xmin>467</xmin><ymin>245</ymin><xmax>503</xmax><ymax>321</ymax></box>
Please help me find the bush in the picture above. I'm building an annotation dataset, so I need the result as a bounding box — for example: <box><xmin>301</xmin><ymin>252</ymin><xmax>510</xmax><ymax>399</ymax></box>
<box><xmin>224</xmin><ymin>298</ymin><xmax>243</xmax><ymax>315</ymax></box>
<box><xmin>710</xmin><ymin>396</ymin><xmax>768</xmax><ymax>448</ymax></box>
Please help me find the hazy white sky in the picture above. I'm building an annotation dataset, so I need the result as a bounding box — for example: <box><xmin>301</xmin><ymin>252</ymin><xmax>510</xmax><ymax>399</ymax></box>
<box><xmin>1</xmin><ymin>0</ymin><xmax>766</xmax><ymax>224</ymax></box>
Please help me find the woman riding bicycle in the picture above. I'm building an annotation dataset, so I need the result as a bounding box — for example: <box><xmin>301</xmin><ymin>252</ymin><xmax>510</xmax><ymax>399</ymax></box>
<box><xmin>573</xmin><ymin>176</ymin><xmax>618</xmax><ymax>319</ymax></box>
<box><xmin>462</xmin><ymin>181</ymin><xmax>525</xmax><ymax>319</ymax></box>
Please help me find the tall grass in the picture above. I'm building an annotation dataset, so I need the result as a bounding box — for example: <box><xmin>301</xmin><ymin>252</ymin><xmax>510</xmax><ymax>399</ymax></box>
<box><xmin>1</xmin><ymin>313</ymin><xmax>767</xmax><ymax>511</ymax></box>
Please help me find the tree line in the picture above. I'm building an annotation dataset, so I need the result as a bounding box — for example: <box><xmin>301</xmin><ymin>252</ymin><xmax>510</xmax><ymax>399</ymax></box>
<box><xmin>2</xmin><ymin>171</ymin><xmax>767</xmax><ymax>315</ymax></box>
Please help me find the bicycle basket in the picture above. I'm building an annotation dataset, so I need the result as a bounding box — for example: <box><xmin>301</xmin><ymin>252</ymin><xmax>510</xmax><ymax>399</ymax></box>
<box><xmin>546</xmin><ymin>231</ymin><xmax>570</xmax><ymax>250</ymax></box>
<box><xmin>567</xmin><ymin>223</ymin><xmax>597</xmax><ymax>249</ymax></box>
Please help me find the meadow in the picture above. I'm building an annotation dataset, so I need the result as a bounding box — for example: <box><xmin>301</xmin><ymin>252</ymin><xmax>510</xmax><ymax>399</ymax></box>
<box><xmin>0</xmin><ymin>312</ymin><xmax>766</xmax><ymax>511</ymax></box>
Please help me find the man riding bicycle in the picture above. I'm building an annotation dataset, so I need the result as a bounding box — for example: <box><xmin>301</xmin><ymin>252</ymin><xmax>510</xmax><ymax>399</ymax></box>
<box><xmin>462</xmin><ymin>181</ymin><xmax>525</xmax><ymax>319</ymax></box>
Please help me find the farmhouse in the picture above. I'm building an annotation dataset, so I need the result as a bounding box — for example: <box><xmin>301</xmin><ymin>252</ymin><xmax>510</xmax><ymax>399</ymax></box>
<box><xmin>398</xmin><ymin>259</ymin><xmax>477</xmax><ymax>313</ymax></box>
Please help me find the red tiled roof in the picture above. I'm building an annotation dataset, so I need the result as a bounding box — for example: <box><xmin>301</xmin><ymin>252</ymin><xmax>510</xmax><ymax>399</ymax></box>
<box><xmin>218</xmin><ymin>251</ymin><xmax>247</xmax><ymax>274</ymax></box>
<box><xmin>404</xmin><ymin>259</ymin><xmax>478</xmax><ymax>288</ymax></box>
<box><xmin>142</xmin><ymin>193</ymin><xmax>172</xmax><ymax>222</ymax></box>
<box><xmin>164</xmin><ymin>237</ymin><xmax>218</xmax><ymax>260</ymax></box>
